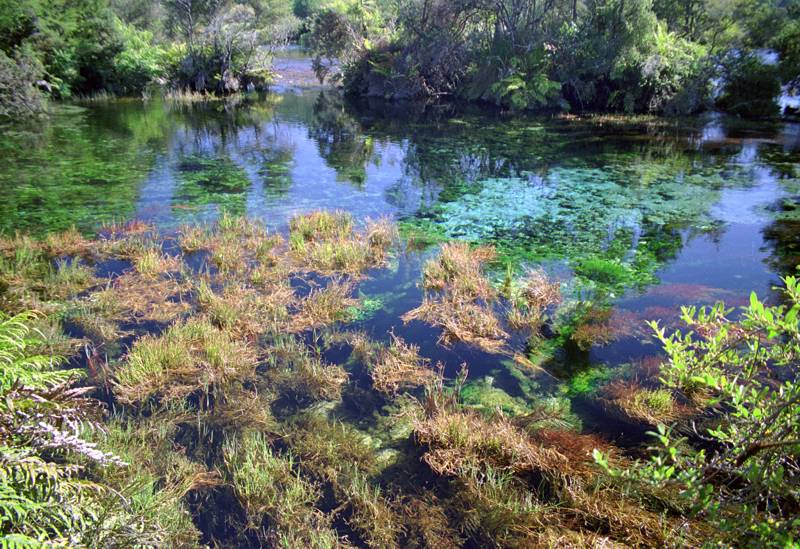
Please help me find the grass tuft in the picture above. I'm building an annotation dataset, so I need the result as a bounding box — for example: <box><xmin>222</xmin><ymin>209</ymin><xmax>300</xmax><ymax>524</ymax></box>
<box><xmin>115</xmin><ymin>318</ymin><xmax>258</xmax><ymax>406</ymax></box>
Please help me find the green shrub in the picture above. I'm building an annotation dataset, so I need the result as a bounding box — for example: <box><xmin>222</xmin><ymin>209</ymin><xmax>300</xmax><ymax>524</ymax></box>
<box><xmin>597</xmin><ymin>277</ymin><xmax>800</xmax><ymax>545</ymax></box>
<box><xmin>717</xmin><ymin>53</ymin><xmax>781</xmax><ymax>118</ymax></box>
<box><xmin>108</xmin><ymin>18</ymin><xmax>169</xmax><ymax>95</ymax></box>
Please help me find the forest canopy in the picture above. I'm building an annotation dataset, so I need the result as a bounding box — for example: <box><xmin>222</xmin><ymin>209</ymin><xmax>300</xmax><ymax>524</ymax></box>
<box><xmin>0</xmin><ymin>0</ymin><xmax>797</xmax><ymax>117</ymax></box>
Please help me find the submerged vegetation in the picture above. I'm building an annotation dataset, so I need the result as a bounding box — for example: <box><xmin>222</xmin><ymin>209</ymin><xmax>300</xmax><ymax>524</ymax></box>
<box><xmin>1</xmin><ymin>210</ymin><xmax>797</xmax><ymax>547</ymax></box>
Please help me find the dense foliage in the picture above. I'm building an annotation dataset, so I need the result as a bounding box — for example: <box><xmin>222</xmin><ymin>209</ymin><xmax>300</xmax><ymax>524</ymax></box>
<box><xmin>306</xmin><ymin>0</ymin><xmax>797</xmax><ymax>117</ymax></box>
<box><xmin>0</xmin><ymin>311</ymin><xmax>187</xmax><ymax>546</ymax></box>
<box><xmin>597</xmin><ymin>277</ymin><xmax>800</xmax><ymax>545</ymax></box>
<box><xmin>0</xmin><ymin>0</ymin><xmax>300</xmax><ymax>116</ymax></box>
<box><xmin>0</xmin><ymin>0</ymin><xmax>795</xmax><ymax>117</ymax></box>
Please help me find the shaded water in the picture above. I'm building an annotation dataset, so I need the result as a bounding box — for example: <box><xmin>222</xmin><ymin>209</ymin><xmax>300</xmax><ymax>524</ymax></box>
<box><xmin>2</xmin><ymin>89</ymin><xmax>800</xmax><ymax>429</ymax></box>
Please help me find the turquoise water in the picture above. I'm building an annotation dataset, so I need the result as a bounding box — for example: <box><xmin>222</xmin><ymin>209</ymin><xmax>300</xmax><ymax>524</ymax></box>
<box><xmin>2</xmin><ymin>90</ymin><xmax>800</xmax><ymax>402</ymax></box>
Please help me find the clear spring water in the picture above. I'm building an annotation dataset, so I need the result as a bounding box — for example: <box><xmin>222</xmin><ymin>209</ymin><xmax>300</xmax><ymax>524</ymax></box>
<box><xmin>2</xmin><ymin>88</ymin><xmax>800</xmax><ymax>432</ymax></box>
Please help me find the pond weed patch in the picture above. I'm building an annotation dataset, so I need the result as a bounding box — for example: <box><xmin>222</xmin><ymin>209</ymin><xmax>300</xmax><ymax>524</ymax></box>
<box><xmin>222</xmin><ymin>431</ymin><xmax>340</xmax><ymax>546</ymax></box>
<box><xmin>0</xmin><ymin>211</ymin><xmax>713</xmax><ymax>546</ymax></box>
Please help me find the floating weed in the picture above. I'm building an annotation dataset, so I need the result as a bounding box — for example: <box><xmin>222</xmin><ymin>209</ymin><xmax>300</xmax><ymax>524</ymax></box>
<box><xmin>210</xmin><ymin>237</ymin><xmax>247</xmax><ymax>276</ymax></box>
<box><xmin>288</xmin><ymin>211</ymin><xmax>396</xmax><ymax>275</ymax></box>
<box><xmin>222</xmin><ymin>431</ymin><xmax>338</xmax><ymax>546</ymax></box>
<box><xmin>291</xmin><ymin>279</ymin><xmax>357</xmax><ymax>331</ymax></box>
<box><xmin>371</xmin><ymin>334</ymin><xmax>436</xmax><ymax>395</ymax></box>
<box><xmin>505</xmin><ymin>267</ymin><xmax>562</xmax><ymax>332</ymax></box>
<box><xmin>177</xmin><ymin>224</ymin><xmax>214</xmax><ymax>252</ymax></box>
<box><xmin>43</xmin><ymin>226</ymin><xmax>92</xmax><ymax>257</ymax></box>
<box><xmin>574</xmin><ymin>256</ymin><xmax>635</xmax><ymax>287</ymax></box>
<box><xmin>115</xmin><ymin>318</ymin><xmax>258</xmax><ymax>406</ymax></box>
<box><xmin>346</xmin><ymin>293</ymin><xmax>384</xmax><ymax>321</ymax></box>
<box><xmin>421</xmin><ymin>241</ymin><xmax>496</xmax><ymax>298</ymax></box>
<box><xmin>404</xmin><ymin>296</ymin><xmax>508</xmax><ymax>354</ymax></box>
<box><xmin>265</xmin><ymin>336</ymin><xmax>348</xmax><ymax>404</ymax></box>
<box><xmin>43</xmin><ymin>258</ymin><xmax>96</xmax><ymax>300</ymax></box>
<box><xmin>599</xmin><ymin>380</ymin><xmax>681</xmax><ymax>424</ymax></box>
<box><xmin>108</xmin><ymin>271</ymin><xmax>190</xmax><ymax>324</ymax></box>
<box><xmin>132</xmin><ymin>246</ymin><xmax>181</xmax><ymax>277</ymax></box>
<box><xmin>405</xmin><ymin>242</ymin><xmax>512</xmax><ymax>354</ymax></box>
<box><xmin>289</xmin><ymin>210</ymin><xmax>354</xmax><ymax>244</ymax></box>
<box><xmin>566</xmin><ymin>364</ymin><xmax>615</xmax><ymax>396</ymax></box>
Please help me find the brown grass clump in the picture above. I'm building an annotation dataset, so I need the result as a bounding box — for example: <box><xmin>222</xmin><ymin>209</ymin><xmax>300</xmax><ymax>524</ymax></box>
<box><xmin>89</xmin><ymin>414</ymin><xmax>213</xmax><ymax>547</ymax></box>
<box><xmin>368</xmin><ymin>333</ymin><xmax>436</xmax><ymax>395</ymax></box>
<box><xmin>107</xmin><ymin>271</ymin><xmax>191</xmax><ymax>324</ymax></box>
<box><xmin>43</xmin><ymin>227</ymin><xmax>93</xmax><ymax>257</ymax></box>
<box><xmin>196</xmin><ymin>279</ymin><xmax>293</xmax><ymax>337</ymax></box>
<box><xmin>177</xmin><ymin>224</ymin><xmax>214</xmax><ymax>252</ymax></box>
<box><xmin>114</xmin><ymin>318</ymin><xmax>258</xmax><ymax>406</ymax></box>
<box><xmin>265</xmin><ymin>337</ymin><xmax>348</xmax><ymax>404</ymax></box>
<box><xmin>289</xmin><ymin>210</ymin><xmax>354</xmax><ymax>243</ymax></box>
<box><xmin>506</xmin><ymin>268</ymin><xmax>562</xmax><ymax>331</ymax></box>
<box><xmin>422</xmin><ymin>242</ymin><xmax>496</xmax><ymax>297</ymax></box>
<box><xmin>42</xmin><ymin>259</ymin><xmax>97</xmax><ymax>300</ymax></box>
<box><xmin>131</xmin><ymin>246</ymin><xmax>181</xmax><ymax>277</ymax></box>
<box><xmin>290</xmin><ymin>279</ymin><xmax>357</xmax><ymax>331</ymax></box>
<box><xmin>210</xmin><ymin>237</ymin><xmax>248</xmax><ymax>275</ymax></box>
<box><xmin>414</xmin><ymin>409</ymin><xmax>568</xmax><ymax>477</ymax></box>
<box><xmin>561</xmin><ymin>486</ymin><xmax>680</xmax><ymax>547</ymax></box>
<box><xmin>404</xmin><ymin>242</ymin><xmax>511</xmax><ymax>354</ymax></box>
<box><xmin>599</xmin><ymin>380</ymin><xmax>683</xmax><ymax>425</ymax></box>
<box><xmin>405</xmin><ymin>297</ymin><xmax>508</xmax><ymax>354</ymax></box>
<box><xmin>288</xmin><ymin>211</ymin><xmax>396</xmax><ymax>275</ymax></box>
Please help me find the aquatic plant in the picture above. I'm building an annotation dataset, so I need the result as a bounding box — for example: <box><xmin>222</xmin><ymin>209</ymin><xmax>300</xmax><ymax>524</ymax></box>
<box><xmin>505</xmin><ymin>267</ymin><xmax>562</xmax><ymax>332</ymax></box>
<box><xmin>106</xmin><ymin>270</ymin><xmax>191</xmax><ymax>324</ymax></box>
<box><xmin>289</xmin><ymin>211</ymin><xmax>397</xmax><ymax>275</ymax></box>
<box><xmin>460</xmin><ymin>377</ymin><xmax>533</xmax><ymax>417</ymax></box>
<box><xmin>177</xmin><ymin>224</ymin><xmax>214</xmax><ymax>253</ymax></box>
<box><xmin>197</xmin><ymin>280</ymin><xmax>293</xmax><ymax>337</ymax></box>
<box><xmin>285</xmin><ymin>414</ymin><xmax>377</xmax><ymax>487</ymax></box>
<box><xmin>265</xmin><ymin>336</ymin><xmax>348</xmax><ymax>405</ymax></box>
<box><xmin>222</xmin><ymin>431</ymin><xmax>338</xmax><ymax>546</ymax></box>
<box><xmin>114</xmin><ymin>318</ymin><xmax>258</xmax><ymax>406</ymax></box>
<box><xmin>400</xmin><ymin>494</ymin><xmax>463</xmax><ymax>548</ymax></box>
<box><xmin>86</xmin><ymin>415</ymin><xmax>209</xmax><ymax>547</ymax></box>
<box><xmin>340</xmin><ymin>471</ymin><xmax>403</xmax><ymax>548</ymax></box>
<box><xmin>174</xmin><ymin>155</ymin><xmax>251</xmax><ymax>215</ymax></box>
<box><xmin>404</xmin><ymin>242</ymin><xmax>509</xmax><ymax>353</ymax></box>
<box><xmin>42</xmin><ymin>227</ymin><xmax>91</xmax><ymax>258</ymax></box>
<box><xmin>598</xmin><ymin>380</ymin><xmax>679</xmax><ymax>424</ymax></box>
<box><xmin>362</xmin><ymin>333</ymin><xmax>436</xmax><ymax>396</ymax></box>
<box><xmin>291</xmin><ymin>279</ymin><xmax>357</xmax><ymax>331</ymax></box>
<box><xmin>131</xmin><ymin>245</ymin><xmax>180</xmax><ymax>277</ymax></box>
